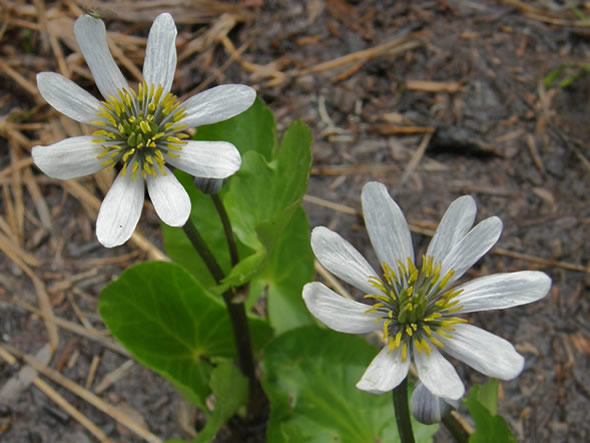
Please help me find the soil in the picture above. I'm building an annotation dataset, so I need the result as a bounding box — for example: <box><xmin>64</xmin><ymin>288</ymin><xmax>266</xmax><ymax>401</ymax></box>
<box><xmin>0</xmin><ymin>0</ymin><xmax>588</xmax><ymax>442</ymax></box>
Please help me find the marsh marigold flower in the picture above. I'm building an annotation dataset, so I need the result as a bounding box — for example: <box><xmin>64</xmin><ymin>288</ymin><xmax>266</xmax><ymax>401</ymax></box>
<box><xmin>303</xmin><ymin>182</ymin><xmax>551</xmax><ymax>400</ymax></box>
<box><xmin>32</xmin><ymin>13</ymin><xmax>255</xmax><ymax>247</ymax></box>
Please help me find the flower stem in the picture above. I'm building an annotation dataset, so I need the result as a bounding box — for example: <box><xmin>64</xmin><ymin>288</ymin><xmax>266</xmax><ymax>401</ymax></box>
<box><xmin>442</xmin><ymin>412</ymin><xmax>470</xmax><ymax>443</ymax></box>
<box><xmin>182</xmin><ymin>217</ymin><xmax>268</xmax><ymax>419</ymax></box>
<box><xmin>211</xmin><ymin>194</ymin><xmax>239</xmax><ymax>267</ymax></box>
<box><xmin>392</xmin><ymin>378</ymin><xmax>416</xmax><ymax>443</ymax></box>
<box><xmin>182</xmin><ymin>221</ymin><xmax>225</xmax><ymax>282</ymax></box>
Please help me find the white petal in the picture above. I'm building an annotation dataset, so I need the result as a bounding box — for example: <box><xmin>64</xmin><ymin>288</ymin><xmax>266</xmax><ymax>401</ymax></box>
<box><xmin>414</xmin><ymin>344</ymin><xmax>464</xmax><ymax>400</ymax></box>
<box><xmin>74</xmin><ymin>15</ymin><xmax>128</xmax><ymax>99</ymax></box>
<box><xmin>426</xmin><ymin>196</ymin><xmax>476</xmax><ymax>263</ymax></box>
<box><xmin>302</xmin><ymin>282</ymin><xmax>380</xmax><ymax>334</ymax></box>
<box><xmin>32</xmin><ymin>136</ymin><xmax>104</xmax><ymax>179</ymax></box>
<box><xmin>146</xmin><ymin>166</ymin><xmax>190</xmax><ymax>227</ymax></box>
<box><xmin>361</xmin><ymin>182</ymin><xmax>414</xmax><ymax>269</ymax></box>
<box><xmin>311</xmin><ymin>227</ymin><xmax>379</xmax><ymax>295</ymax></box>
<box><xmin>166</xmin><ymin>140</ymin><xmax>241</xmax><ymax>178</ymax></box>
<box><xmin>37</xmin><ymin>73</ymin><xmax>101</xmax><ymax>124</ymax></box>
<box><xmin>440</xmin><ymin>216</ymin><xmax>503</xmax><ymax>287</ymax></box>
<box><xmin>177</xmin><ymin>85</ymin><xmax>256</xmax><ymax>129</ymax></box>
<box><xmin>455</xmin><ymin>271</ymin><xmax>551</xmax><ymax>314</ymax></box>
<box><xmin>96</xmin><ymin>171</ymin><xmax>145</xmax><ymax>248</ymax></box>
<box><xmin>143</xmin><ymin>13</ymin><xmax>177</xmax><ymax>94</ymax></box>
<box><xmin>356</xmin><ymin>346</ymin><xmax>410</xmax><ymax>394</ymax></box>
<box><xmin>438</xmin><ymin>324</ymin><xmax>524</xmax><ymax>380</ymax></box>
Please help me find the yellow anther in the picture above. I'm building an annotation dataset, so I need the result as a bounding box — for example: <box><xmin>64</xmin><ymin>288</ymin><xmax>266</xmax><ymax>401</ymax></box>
<box><xmin>421</xmin><ymin>339</ymin><xmax>432</xmax><ymax>355</ymax></box>
<box><xmin>90</xmin><ymin>120</ymin><xmax>109</xmax><ymax>127</ymax></box>
<box><xmin>438</xmin><ymin>268</ymin><xmax>455</xmax><ymax>290</ymax></box>
<box><xmin>153</xmin><ymin>84</ymin><xmax>163</xmax><ymax>106</ymax></box>
<box><xmin>93</xmin><ymin>130</ymin><xmax>109</xmax><ymax>137</ymax></box>
<box><xmin>120</xmin><ymin>161</ymin><xmax>128</xmax><ymax>177</ymax></box>
<box><xmin>401</xmin><ymin>343</ymin><xmax>407</xmax><ymax>361</ymax></box>
<box><xmin>424</xmin><ymin>313</ymin><xmax>442</xmax><ymax>322</ymax></box>
<box><xmin>446</xmin><ymin>306</ymin><xmax>464</xmax><ymax>314</ymax></box>
<box><xmin>394</xmin><ymin>331</ymin><xmax>402</xmax><ymax>347</ymax></box>
<box><xmin>415</xmin><ymin>339</ymin><xmax>423</xmax><ymax>354</ymax></box>
<box><xmin>387</xmin><ymin>338</ymin><xmax>396</xmax><ymax>353</ymax></box>
<box><xmin>436</xmin><ymin>329</ymin><xmax>452</xmax><ymax>339</ymax></box>
<box><xmin>364</xmin><ymin>294</ymin><xmax>391</xmax><ymax>304</ymax></box>
<box><xmin>156</xmin><ymin>162</ymin><xmax>167</xmax><ymax>175</ymax></box>
<box><xmin>96</xmin><ymin>149</ymin><xmax>110</xmax><ymax>158</ymax></box>
<box><xmin>405</xmin><ymin>326</ymin><xmax>413</xmax><ymax>337</ymax></box>
<box><xmin>122</xmin><ymin>148</ymin><xmax>135</xmax><ymax>162</ymax></box>
<box><xmin>382</xmin><ymin>319</ymin><xmax>392</xmax><ymax>337</ymax></box>
<box><xmin>140</xmin><ymin>120</ymin><xmax>151</xmax><ymax>134</ymax></box>
<box><xmin>131</xmin><ymin>161</ymin><xmax>139</xmax><ymax>181</ymax></box>
<box><xmin>429</xmin><ymin>336</ymin><xmax>444</xmax><ymax>348</ymax></box>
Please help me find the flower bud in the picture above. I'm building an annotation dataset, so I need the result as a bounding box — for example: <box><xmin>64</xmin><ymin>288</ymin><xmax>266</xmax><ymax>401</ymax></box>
<box><xmin>194</xmin><ymin>177</ymin><xmax>226</xmax><ymax>195</ymax></box>
<box><xmin>410</xmin><ymin>382</ymin><xmax>459</xmax><ymax>425</ymax></box>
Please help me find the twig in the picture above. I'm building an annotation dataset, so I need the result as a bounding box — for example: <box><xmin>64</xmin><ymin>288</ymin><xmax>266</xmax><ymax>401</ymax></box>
<box><xmin>33</xmin><ymin>377</ymin><xmax>113</xmax><ymax>442</ymax></box>
<box><xmin>399</xmin><ymin>133</ymin><xmax>433</xmax><ymax>185</ymax></box>
<box><xmin>15</xmin><ymin>299</ymin><xmax>129</xmax><ymax>356</ymax></box>
<box><xmin>1</xmin><ymin>345</ymin><xmax>162</xmax><ymax>443</ymax></box>
<box><xmin>94</xmin><ymin>359</ymin><xmax>135</xmax><ymax>394</ymax></box>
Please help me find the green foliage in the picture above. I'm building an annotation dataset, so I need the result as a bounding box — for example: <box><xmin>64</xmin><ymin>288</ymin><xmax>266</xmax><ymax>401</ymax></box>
<box><xmin>194</xmin><ymin>97</ymin><xmax>277</xmax><ymax>161</ymax></box>
<box><xmin>162</xmin><ymin>98</ymin><xmax>314</xmax><ymax>330</ymax></box>
<box><xmin>191</xmin><ymin>362</ymin><xmax>249</xmax><ymax>443</ymax></box>
<box><xmin>261</xmin><ymin>327</ymin><xmax>438</xmax><ymax>442</ymax></box>
<box><xmin>249</xmin><ymin>207</ymin><xmax>315</xmax><ymax>334</ymax></box>
<box><xmin>544</xmin><ymin>63</ymin><xmax>590</xmax><ymax>89</ymax></box>
<box><xmin>98</xmin><ymin>262</ymin><xmax>271</xmax><ymax>410</ymax></box>
<box><xmin>474</xmin><ymin>378</ymin><xmax>499</xmax><ymax>416</ymax></box>
<box><xmin>222</xmin><ymin>120</ymin><xmax>313</xmax><ymax>287</ymax></box>
<box><xmin>465</xmin><ymin>381</ymin><xmax>516</xmax><ymax>443</ymax></box>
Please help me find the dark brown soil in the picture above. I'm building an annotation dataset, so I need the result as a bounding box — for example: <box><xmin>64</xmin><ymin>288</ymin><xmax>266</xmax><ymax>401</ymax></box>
<box><xmin>0</xmin><ymin>1</ymin><xmax>588</xmax><ymax>442</ymax></box>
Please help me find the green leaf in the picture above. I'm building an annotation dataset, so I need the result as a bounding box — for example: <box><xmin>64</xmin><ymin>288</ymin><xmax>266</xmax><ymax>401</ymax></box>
<box><xmin>544</xmin><ymin>66</ymin><xmax>563</xmax><ymax>89</ymax></box>
<box><xmin>475</xmin><ymin>379</ymin><xmax>499</xmax><ymax>416</ymax></box>
<box><xmin>261</xmin><ymin>327</ymin><xmax>438</xmax><ymax>442</ymax></box>
<box><xmin>559</xmin><ymin>71</ymin><xmax>582</xmax><ymax>88</ymax></box>
<box><xmin>465</xmin><ymin>384</ymin><xmax>515</xmax><ymax>443</ymax></box>
<box><xmin>191</xmin><ymin>361</ymin><xmax>248</xmax><ymax>443</ymax></box>
<box><xmin>194</xmin><ymin>97</ymin><xmax>277</xmax><ymax>160</ymax></box>
<box><xmin>249</xmin><ymin>207</ymin><xmax>314</xmax><ymax>334</ymax></box>
<box><xmin>225</xmin><ymin>120</ymin><xmax>312</xmax><ymax>247</ymax></box>
<box><xmin>164</xmin><ymin>120</ymin><xmax>312</xmax><ymax>294</ymax></box>
<box><xmin>222</xmin><ymin>121</ymin><xmax>312</xmax><ymax>285</ymax></box>
<box><xmin>99</xmin><ymin>261</ymin><xmax>271</xmax><ymax>409</ymax></box>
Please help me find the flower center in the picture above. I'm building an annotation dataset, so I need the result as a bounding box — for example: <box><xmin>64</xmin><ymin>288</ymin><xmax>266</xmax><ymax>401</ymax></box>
<box><xmin>91</xmin><ymin>81</ymin><xmax>189</xmax><ymax>180</ymax></box>
<box><xmin>365</xmin><ymin>256</ymin><xmax>465</xmax><ymax>361</ymax></box>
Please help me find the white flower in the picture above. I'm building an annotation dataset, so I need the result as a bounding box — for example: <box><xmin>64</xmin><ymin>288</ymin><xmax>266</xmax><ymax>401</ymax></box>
<box><xmin>32</xmin><ymin>13</ymin><xmax>256</xmax><ymax>247</ymax></box>
<box><xmin>302</xmin><ymin>182</ymin><xmax>551</xmax><ymax>400</ymax></box>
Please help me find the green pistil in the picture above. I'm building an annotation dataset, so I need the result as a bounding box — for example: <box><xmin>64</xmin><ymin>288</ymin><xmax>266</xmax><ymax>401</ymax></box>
<box><xmin>365</xmin><ymin>255</ymin><xmax>465</xmax><ymax>361</ymax></box>
<box><xmin>91</xmin><ymin>81</ymin><xmax>188</xmax><ymax>180</ymax></box>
